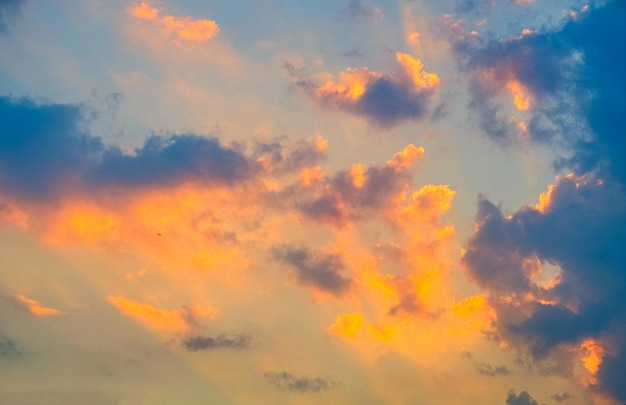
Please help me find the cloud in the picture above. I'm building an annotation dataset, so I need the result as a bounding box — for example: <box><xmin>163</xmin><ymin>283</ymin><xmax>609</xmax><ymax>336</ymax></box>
<box><xmin>291</xmin><ymin>53</ymin><xmax>439</xmax><ymax>128</ymax></box>
<box><xmin>550</xmin><ymin>392</ymin><xmax>571</xmax><ymax>402</ymax></box>
<box><xmin>463</xmin><ymin>174</ymin><xmax>626</xmax><ymax>400</ymax></box>
<box><xmin>272</xmin><ymin>245</ymin><xmax>351</xmax><ymax>296</ymax></box>
<box><xmin>337</xmin><ymin>0</ymin><xmax>383</xmax><ymax>22</ymax></box>
<box><xmin>506</xmin><ymin>390</ymin><xmax>544</xmax><ymax>405</ymax></box>
<box><xmin>263</xmin><ymin>371</ymin><xmax>340</xmax><ymax>393</ymax></box>
<box><xmin>287</xmin><ymin>145</ymin><xmax>424</xmax><ymax>226</ymax></box>
<box><xmin>181</xmin><ymin>334</ymin><xmax>250</xmax><ymax>351</ymax></box>
<box><xmin>476</xmin><ymin>362</ymin><xmax>510</xmax><ymax>376</ymax></box>
<box><xmin>109</xmin><ymin>296</ymin><xmax>216</xmax><ymax>332</ymax></box>
<box><xmin>13</xmin><ymin>293</ymin><xmax>61</xmax><ymax>316</ymax></box>
<box><xmin>0</xmin><ymin>96</ymin><xmax>255</xmax><ymax>200</ymax></box>
<box><xmin>453</xmin><ymin>1</ymin><xmax>626</xmax><ymax>185</ymax></box>
<box><xmin>129</xmin><ymin>1</ymin><xmax>219</xmax><ymax>42</ymax></box>
<box><xmin>253</xmin><ymin>134</ymin><xmax>327</xmax><ymax>175</ymax></box>
<box><xmin>0</xmin><ymin>0</ymin><xmax>24</xmax><ymax>32</ymax></box>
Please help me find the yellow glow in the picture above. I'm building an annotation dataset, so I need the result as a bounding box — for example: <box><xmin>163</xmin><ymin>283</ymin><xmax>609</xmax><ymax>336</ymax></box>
<box><xmin>328</xmin><ymin>312</ymin><xmax>366</xmax><ymax>339</ymax></box>
<box><xmin>191</xmin><ymin>248</ymin><xmax>237</xmax><ymax>272</ymax></box>
<box><xmin>386</xmin><ymin>144</ymin><xmax>425</xmax><ymax>171</ymax></box>
<box><xmin>48</xmin><ymin>203</ymin><xmax>119</xmax><ymax>243</ymax></box>
<box><xmin>162</xmin><ymin>16</ymin><xmax>220</xmax><ymax>42</ymax></box>
<box><xmin>130</xmin><ymin>1</ymin><xmax>219</xmax><ymax>42</ymax></box>
<box><xmin>14</xmin><ymin>294</ymin><xmax>61</xmax><ymax>316</ymax></box>
<box><xmin>350</xmin><ymin>164</ymin><xmax>366</xmax><ymax>188</ymax></box>
<box><xmin>506</xmin><ymin>80</ymin><xmax>531</xmax><ymax>110</ymax></box>
<box><xmin>298</xmin><ymin>166</ymin><xmax>324</xmax><ymax>186</ymax></box>
<box><xmin>448</xmin><ymin>295</ymin><xmax>495</xmax><ymax>336</ymax></box>
<box><xmin>581</xmin><ymin>339</ymin><xmax>605</xmax><ymax>377</ymax></box>
<box><xmin>313</xmin><ymin>133</ymin><xmax>328</xmax><ymax>152</ymax></box>
<box><xmin>396</xmin><ymin>53</ymin><xmax>439</xmax><ymax>89</ymax></box>
<box><xmin>130</xmin><ymin>2</ymin><xmax>159</xmax><ymax>20</ymax></box>
<box><xmin>109</xmin><ymin>296</ymin><xmax>215</xmax><ymax>331</ymax></box>
<box><xmin>315</xmin><ymin>68</ymin><xmax>375</xmax><ymax>101</ymax></box>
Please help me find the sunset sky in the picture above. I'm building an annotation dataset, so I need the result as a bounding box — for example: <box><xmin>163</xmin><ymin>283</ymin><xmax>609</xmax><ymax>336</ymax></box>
<box><xmin>1</xmin><ymin>1</ymin><xmax>625</xmax><ymax>404</ymax></box>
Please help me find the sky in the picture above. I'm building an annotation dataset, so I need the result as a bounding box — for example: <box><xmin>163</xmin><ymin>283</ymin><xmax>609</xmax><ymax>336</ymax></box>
<box><xmin>0</xmin><ymin>0</ymin><xmax>624</xmax><ymax>404</ymax></box>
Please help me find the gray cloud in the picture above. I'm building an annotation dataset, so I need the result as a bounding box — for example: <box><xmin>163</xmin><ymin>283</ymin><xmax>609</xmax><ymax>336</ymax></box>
<box><xmin>272</xmin><ymin>245</ymin><xmax>351</xmax><ymax>295</ymax></box>
<box><xmin>182</xmin><ymin>334</ymin><xmax>251</xmax><ymax>351</ymax></box>
<box><xmin>506</xmin><ymin>390</ymin><xmax>544</xmax><ymax>405</ymax></box>
<box><xmin>0</xmin><ymin>334</ymin><xmax>22</xmax><ymax>359</ymax></box>
<box><xmin>550</xmin><ymin>392</ymin><xmax>572</xmax><ymax>402</ymax></box>
<box><xmin>263</xmin><ymin>371</ymin><xmax>340</xmax><ymax>393</ymax></box>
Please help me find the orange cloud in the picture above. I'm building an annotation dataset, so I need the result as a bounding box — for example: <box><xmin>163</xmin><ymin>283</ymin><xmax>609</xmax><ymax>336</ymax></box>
<box><xmin>129</xmin><ymin>1</ymin><xmax>219</xmax><ymax>42</ymax></box>
<box><xmin>14</xmin><ymin>293</ymin><xmax>61</xmax><ymax>316</ymax></box>
<box><xmin>109</xmin><ymin>296</ymin><xmax>215</xmax><ymax>331</ymax></box>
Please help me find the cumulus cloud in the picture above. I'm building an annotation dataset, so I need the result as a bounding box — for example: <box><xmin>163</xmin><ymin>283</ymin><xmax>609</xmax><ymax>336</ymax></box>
<box><xmin>272</xmin><ymin>245</ymin><xmax>351</xmax><ymax>296</ymax></box>
<box><xmin>463</xmin><ymin>175</ymin><xmax>626</xmax><ymax>400</ymax></box>
<box><xmin>337</xmin><ymin>0</ymin><xmax>383</xmax><ymax>22</ymax></box>
<box><xmin>182</xmin><ymin>334</ymin><xmax>251</xmax><ymax>351</ymax></box>
<box><xmin>263</xmin><ymin>371</ymin><xmax>340</xmax><ymax>393</ymax></box>
<box><xmin>291</xmin><ymin>53</ymin><xmax>440</xmax><ymax>128</ymax></box>
<box><xmin>506</xmin><ymin>390</ymin><xmax>544</xmax><ymax>405</ymax></box>
<box><xmin>129</xmin><ymin>1</ymin><xmax>219</xmax><ymax>42</ymax></box>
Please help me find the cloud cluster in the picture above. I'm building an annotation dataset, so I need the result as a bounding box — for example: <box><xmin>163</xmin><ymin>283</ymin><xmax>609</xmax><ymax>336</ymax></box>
<box><xmin>285</xmin><ymin>144</ymin><xmax>425</xmax><ymax>226</ymax></box>
<box><xmin>459</xmin><ymin>2</ymin><xmax>626</xmax><ymax>401</ymax></box>
<box><xmin>292</xmin><ymin>53</ymin><xmax>439</xmax><ymax>128</ymax></box>
<box><xmin>129</xmin><ymin>1</ymin><xmax>219</xmax><ymax>42</ymax></box>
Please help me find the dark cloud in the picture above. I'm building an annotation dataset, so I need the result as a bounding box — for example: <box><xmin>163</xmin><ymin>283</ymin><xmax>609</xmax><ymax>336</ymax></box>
<box><xmin>0</xmin><ymin>0</ymin><xmax>24</xmax><ymax>32</ymax></box>
<box><xmin>463</xmin><ymin>175</ymin><xmax>626</xmax><ymax>400</ymax></box>
<box><xmin>550</xmin><ymin>392</ymin><xmax>572</xmax><ymax>403</ymax></box>
<box><xmin>263</xmin><ymin>371</ymin><xmax>340</xmax><ymax>393</ymax></box>
<box><xmin>0</xmin><ymin>96</ymin><xmax>259</xmax><ymax>200</ymax></box>
<box><xmin>337</xmin><ymin>0</ymin><xmax>383</xmax><ymax>22</ymax></box>
<box><xmin>95</xmin><ymin>134</ymin><xmax>252</xmax><ymax>188</ymax></box>
<box><xmin>506</xmin><ymin>390</ymin><xmax>544</xmax><ymax>405</ymax></box>
<box><xmin>272</xmin><ymin>245</ymin><xmax>351</xmax><ymax>295</ymax></box>
<box><xmin>476</xmin><ymin>362</ymin><xmax>510</xmax><ymax>377</ymax></box>
<box><xmin>181</xmin><ymin>334</ymin><xmax>251</xmax><ymax>352</ymax></box>
<box><xmin>454</xmin><ymin>1</ymin><xmax>626</xmax><ymax>183</ymax></box>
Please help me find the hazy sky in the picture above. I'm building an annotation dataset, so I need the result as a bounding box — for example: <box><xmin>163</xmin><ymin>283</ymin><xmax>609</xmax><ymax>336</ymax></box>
<box><xmin>1</xmin><ymin>1</ymin><xmax>625</xmax><ymax>404</ymax></box>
